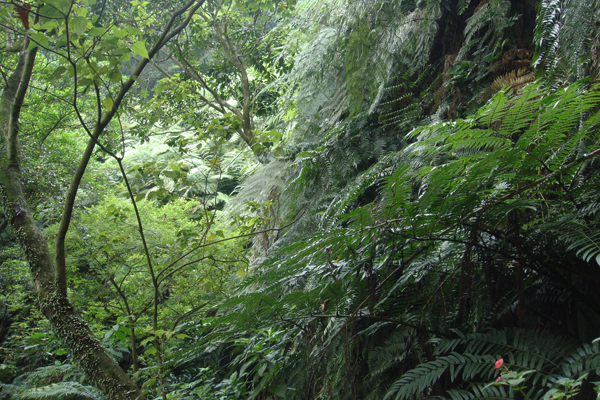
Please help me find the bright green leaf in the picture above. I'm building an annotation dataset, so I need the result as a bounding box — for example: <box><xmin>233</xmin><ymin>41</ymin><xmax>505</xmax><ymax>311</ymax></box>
<box><xmin>30</xmin><ymin>32</ymin><xmax>49</xmax><ymax>48</ymax></box>
<box><xmin>89</xmin><ymin>26</ymin><xmax>106</xmax><ymax>36</ymax></box>
<box><xmin>115</xmin><ymin>330</ymin><xmax>126</xmax><ymax>341</ymax></box>
<box><xmin>114</xmin><ymin>28</ymin><xmax>128</xmax><ymax>38</ymax></box>
<box><xmin>103</xmin><ymin>97</ymin><xmax>114</xmax><ymax>111</ymax></box>
<box><xmin>75</xmin><ymin>6</ymin><xmax>88</xmax><ymax>16</ymax></box>
<box><xmin>131</xmin><ymin>41</ymin><xmax>149</xmax><ymax>59</ymax></box>
<box><xmin>39</xmin><ymin>4</ymin><xmax>63</xmax><ymax>18</ymax></box>
<box><xmin>144</xmin><ymin>347</ymin><xmax>157</xmax><ymax>356</ymax></box>
<box><xmin>39</xmin><ymin>20</ymin><xmax>59</xmax><ymax>31</ymax></box>
<box><xmin>126</xmin><ymin>26</ymin><xmax>143</xmax><ymax>36</ymax></box>
<box><xmin>175</xmin><ymin>334</ymin><xmax>191</xmax><ymax>339</ymax></box>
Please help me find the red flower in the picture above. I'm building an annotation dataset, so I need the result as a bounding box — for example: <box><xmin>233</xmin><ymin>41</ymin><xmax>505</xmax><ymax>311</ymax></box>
<box><xmin>496</xmin><ymin>376</ymin><xmax>502</xmax><ymax>381</ymax></box>
<box><xmin>495</xmin><ymin>358</ymin><xmax>504</xmax><ymax>369</ymax></box>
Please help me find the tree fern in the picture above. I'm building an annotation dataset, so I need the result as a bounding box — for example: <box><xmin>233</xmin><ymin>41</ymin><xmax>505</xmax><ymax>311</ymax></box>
<box><xmin>168</xmin><ymin>5</ymin><xmax>600</xmax><ymax>399</ymax></box>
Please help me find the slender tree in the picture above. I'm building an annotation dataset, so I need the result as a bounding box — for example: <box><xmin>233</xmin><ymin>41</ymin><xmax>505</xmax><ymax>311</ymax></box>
<box><xmin>0</xmin><ymin>1</ymin><xmax>206</xmax><ymax>398</ymax></box>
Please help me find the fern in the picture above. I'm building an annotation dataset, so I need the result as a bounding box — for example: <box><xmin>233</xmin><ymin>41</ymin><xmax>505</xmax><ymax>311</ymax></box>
<box><xmin>0</xmin><ymin>364</ymin><xmax>104</xmax><ymax>400</ymax></box>
<box><xmin>385</xmin><ymin>328</ymin><xmax>585</xmax><ymax>400</ymax></box>
<box><xmin>1</xmin><ymin>381</ymin><xmax>104</xmax><ymax>400</ymax></box>
<box><xmin>17</xmin><ymin>364</ymin><xmax>75</xmax><ymax>386</ymax></box>
<box><xmin>535</xmin><ymin>0</ymin><xmax>600</xmax><ymax>83</ymax></box>
<box><xmin>434</xmin><ymin>384</ymin><xmax>514</xmax><ymax>400</ymax></box>
<box><xmin>174</xmin><ymin>7</ymin><xmax>600</xmax><ymax>399</ymax></box>
<box><xmin>384</xmin><ymin>352</ymin><xmax>496</xmax><ymax>400</ymax></box>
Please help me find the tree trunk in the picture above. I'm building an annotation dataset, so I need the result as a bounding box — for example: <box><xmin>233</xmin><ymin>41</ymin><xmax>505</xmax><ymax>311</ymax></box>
<box><xmin>0</xmin><ymin>46</ymin><xmax>142</xmax><ymax>400</ymax></box>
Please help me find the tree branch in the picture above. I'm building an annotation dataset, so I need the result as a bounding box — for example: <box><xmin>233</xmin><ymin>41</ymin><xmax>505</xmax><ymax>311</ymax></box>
<box><xmin>54</xmin><ymin>0</ymin><xmax>207</xmax><ymax>298</ymax></box>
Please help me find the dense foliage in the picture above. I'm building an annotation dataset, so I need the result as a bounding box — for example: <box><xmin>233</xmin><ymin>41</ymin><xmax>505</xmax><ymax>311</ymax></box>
<box><xmin>1</xmin><ymin>0</ymin><xmax>600</xmax><ymax>399</ymax></box>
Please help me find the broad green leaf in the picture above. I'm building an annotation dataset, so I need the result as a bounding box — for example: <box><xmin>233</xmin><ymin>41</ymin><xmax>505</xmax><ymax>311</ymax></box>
<box><xmin>72</xmin><ymin>16</ymin><xmax>87</xmax><ymax>35</ymax></box>
<box><xmin>144</xmin><ymin>347</ymin><xmax>157</xmax><ymax>356</ymax></box>
<box><xmin>114</xmin><ymin>28</ymin><xmax>128</xmax><ymax>38</ymax></box>
<box><xmin>131</xmin><ymin>41</ymin><xmax>149</xmax><ymax>59</ymax></box>
<box><xmin>110</xmin><ymin>71</ymin><xmax>123</xmax><ymax>83</ymax></box>
<box><xmin>103</xmin><ymin>97</ymin><xmax>114</xmax><ymax>111</ymax></box>
<box><xmin>39</xmin><ymin>4</ymin><xmax>63</xmax><ymax>18</ymax></box>
<box><xmin>89</xmin><ymin>26</ymin><xmax>106</xmax><ymax>36</ymax></box>
<box><xmin>52</xmin><ymin>66</ymin><xmax>67</xmax><ymax>79</ymax></box>
<box><xmin>29</xmin><ymin>32</ymin><xmax>49</xmax><ymax>49</ymax></box>
<box><xmin>126</xmin><ymin>26</ymin><xmax>143</xmax><ymax>36</ymax></box>
<box><xmin>77</xmin><ymin>77</ymin><xmax>93</xmax><ymax>86</ymax></box>
<box><xmin>46</xmin><ymin>0</ymin><xmax>71</xmax><ymax>14</ymax></box>
<box><xmin>75</xmin><ymin>6</ymin><xmax>88</xmax><ymax>16</ymax></box>
<box><xmin>38</xmin><ymin>20</ymin><xmax>59</xmax><ymax>31</ymax></box>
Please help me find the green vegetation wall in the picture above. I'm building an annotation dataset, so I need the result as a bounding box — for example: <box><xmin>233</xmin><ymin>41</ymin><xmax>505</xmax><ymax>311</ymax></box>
<box><xmin>2</xmin><ymin>0</ymin><xmax>600</xmax><ymax>400</ymax></box>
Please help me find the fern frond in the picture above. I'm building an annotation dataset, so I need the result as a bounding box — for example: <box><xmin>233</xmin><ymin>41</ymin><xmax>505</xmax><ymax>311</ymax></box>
<box><xmin>535</xmin><ymin>0</ymin><xmax>600</xmax><ymax>82</ymax></box>
<box><xmin>384</xmin><ymin>352</ymin><xmax>496</xmax><ymax>400</ymax></box>
<box><xmin>560</xmin><ymin>338</ymin><xmax>600</xmax><ymax>377</ymax></box>
<box><xmin>0</xmin><ymin>382</ymin><xmax>106</xmax><ymax>400</ymax></box>
<box><xmin>435</xmin><ymin>384</ymin><xmax>514</xmax><ymax>399</ymax></box>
